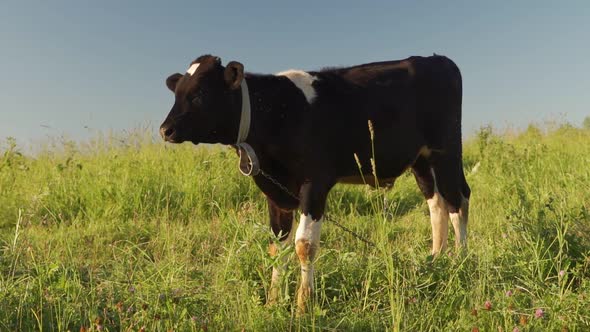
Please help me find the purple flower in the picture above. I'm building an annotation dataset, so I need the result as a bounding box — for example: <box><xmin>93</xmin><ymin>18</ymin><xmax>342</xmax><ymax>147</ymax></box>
<box><xmin>559</xmin><ymin>270</ymin><xmax>565</xmax><ymax>277</ymax></box>
<box><xmin>484</xmin><ymin>300</ymin><xmax>492</xmax><ymax>310</ymax></box>
<box><xmin>535</xmin><ymin>308</ymin><xmax>544</xmax><ymax>318</ymax></box>
<box><xmin>505</xmin><ymin>290</ymin><xmax>513</xmax><ymax>297</ymax></box>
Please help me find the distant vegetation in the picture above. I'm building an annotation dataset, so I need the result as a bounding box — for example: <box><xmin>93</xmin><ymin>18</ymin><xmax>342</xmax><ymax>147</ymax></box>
<box><xmin>1</xmin><ymin>123</ymin><xmax>589</xmax><ymax>331</ymax></box>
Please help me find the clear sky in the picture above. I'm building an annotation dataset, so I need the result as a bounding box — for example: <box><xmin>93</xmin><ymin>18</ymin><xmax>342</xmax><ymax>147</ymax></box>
<box><xmin>1</xmin><ymin>1</ymin><xmax>589</xmax><ymax>147</ymax></box>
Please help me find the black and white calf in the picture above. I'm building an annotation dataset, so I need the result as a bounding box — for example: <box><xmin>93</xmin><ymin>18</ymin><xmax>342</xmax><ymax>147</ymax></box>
<box><xmin>160</xmin><ymin>54</ymin><xmax>470</xmax><ymax>312</ymax></box>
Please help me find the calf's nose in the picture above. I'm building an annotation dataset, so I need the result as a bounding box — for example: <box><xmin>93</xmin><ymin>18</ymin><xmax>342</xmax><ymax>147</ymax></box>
<box><xmin>159</xmin><ymin>125</ymin><xmax>175</xmax><ymax>141</ymax></box>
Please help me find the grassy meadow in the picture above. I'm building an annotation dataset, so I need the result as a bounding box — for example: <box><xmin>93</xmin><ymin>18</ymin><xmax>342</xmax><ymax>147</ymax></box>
<box><xmin>1</xmin><ymin>124</ymin><xmax>590</xmax><ymax>331</ymax></box>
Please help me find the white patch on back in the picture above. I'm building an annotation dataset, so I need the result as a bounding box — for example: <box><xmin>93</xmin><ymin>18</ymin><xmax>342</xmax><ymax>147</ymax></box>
<box><xmin>276</xmin><ymin>70</ymin><xmax>317</xmax><ymax>104</ymax></box>
<box><xmin>187</xmin><ymin>63</ymin><xmax>200</xmax><ymax>76</ymax></box>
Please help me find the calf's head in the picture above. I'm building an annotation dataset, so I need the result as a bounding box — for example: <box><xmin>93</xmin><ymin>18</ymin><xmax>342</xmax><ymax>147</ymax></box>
<box><xmin>160</xmin><ymin>55</ymin><xmax>244</xmax><ymax>144</ymax></box>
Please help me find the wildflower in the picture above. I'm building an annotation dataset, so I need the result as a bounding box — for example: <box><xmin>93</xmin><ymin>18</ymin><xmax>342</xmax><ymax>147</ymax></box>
<box><xmin>559</xmin><ymin>270</ymin><xmax>565</xmax><ymax>277</ymax></box>
<box><xmin>513</xmin><ymin>328</ymin><xmax>520</xmax><ymax>332</ymax></box>
<box><xmin>96</xmin><ymin>325</ymin><xmax>104</xmax><ymax>331</ymax></box>
<box><xmin>506</xmin><ymin>290</ymin><xmax>513</xmax><ymax>297</ymax></box>
<box><xmin>484</xmin><ymin>300</ymin><xmax>492</xmax><ymax>310</ymax></box>
<box><xmin>535</xmin><ymin>308</ymin><xmax>544</xmax><ymax>319</ymax></box>
<box><xmin>128</xmin><ymin>285</ymin><xmax>136</xmax><ymax>293</ymax></box>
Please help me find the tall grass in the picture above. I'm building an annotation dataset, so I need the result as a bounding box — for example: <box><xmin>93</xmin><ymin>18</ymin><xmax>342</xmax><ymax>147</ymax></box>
<box><xmin>1</xmin><ymin>124</ymin><xmax>589</xmax><ymax>331</ymax></box>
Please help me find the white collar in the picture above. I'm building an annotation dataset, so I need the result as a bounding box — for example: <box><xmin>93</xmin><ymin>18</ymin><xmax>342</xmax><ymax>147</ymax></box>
<box><xmin>236</xmin><ymin>78</ymin><xmax>250</xmax><ymax>143</ymax></box>
<box><xmin>235</xmin><ymin>77</ymin><xmax>260</xmax><ymax>176</ymax></box>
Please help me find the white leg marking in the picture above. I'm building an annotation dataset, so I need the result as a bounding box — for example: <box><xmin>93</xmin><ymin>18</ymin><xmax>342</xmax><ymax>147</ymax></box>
<box><xmin>268</xmin><ymin>235</ymin><xmax>292</xmax><ymax>304</ymax></box>
<box><xmin>295</xmin><ymin>213</ymin><xmax>322</xmax><ymax>312</ymax></box>
<box><xmin>276</xmin><ymin>70</ymin><xmax>318</xmax><ymax>104</ymax></box>
<box><xmin>428</xmin><ymin>169</ymin><xmax>449</xmax><ymax>255</ymax></box>
<box><xmin>450</xmin><ymin>197</ymin><xmax>469</xmax><ymax>249</ymax></box>
<box><xmin>428</xmin><ymin>191</ymin><xmax>449</xmax><ymax>255</ymax></box>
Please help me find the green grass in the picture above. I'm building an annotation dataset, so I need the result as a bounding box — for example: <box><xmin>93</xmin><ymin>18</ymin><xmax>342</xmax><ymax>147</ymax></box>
<box><xmin>1</xmin><ymin>124</ymin><xmax>590</xmax><ymax>331</ymax></box>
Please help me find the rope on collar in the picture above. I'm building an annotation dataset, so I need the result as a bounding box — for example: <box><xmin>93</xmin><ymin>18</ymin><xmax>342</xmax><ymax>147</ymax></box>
<box><xmin>237</xmin><ymin>142</ymin><xmax>259</xmax><ymax>176</ymax></box>
<box><xmin>234</xmin><ymin>77</ymin><xmax>260</xmax><ymax>176</ymax></box>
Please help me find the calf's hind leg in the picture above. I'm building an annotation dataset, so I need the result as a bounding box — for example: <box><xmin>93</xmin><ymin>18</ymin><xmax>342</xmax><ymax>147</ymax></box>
<box><xmin>432</xmin><ymin>157</ymin><xmax>470</xmax><ymax>250</ymax></box>
<box><xmin>449</xmin><ymin>171</ymin><xmax>470</xmax><ymax>248</ymax></box>
<box><xmin>412</xmin><ymin>157</ymin><xmax>450</xmax><ymax>255</ymax></box>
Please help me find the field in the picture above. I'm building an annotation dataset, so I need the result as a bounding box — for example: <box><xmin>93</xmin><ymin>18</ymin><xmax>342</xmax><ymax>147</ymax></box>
<box><xmin>1</xmin><ymin>124</ymin><xmax>590</xmax><ymax>331</ymax></box>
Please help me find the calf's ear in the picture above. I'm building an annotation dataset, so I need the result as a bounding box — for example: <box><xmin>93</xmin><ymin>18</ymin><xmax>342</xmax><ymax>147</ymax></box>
<box><xmin>166</xmin><ymin>73</ymin><xmax>183</xmax><ymax>92</ymax></box>
<box><xmin>224</xmin><ymin>61</ymin><xmax>244</xmax><ymax>90</ymax></box>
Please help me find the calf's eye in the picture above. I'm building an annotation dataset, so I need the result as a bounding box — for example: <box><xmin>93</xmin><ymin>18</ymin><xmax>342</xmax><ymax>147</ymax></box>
<box><xmin>189</xmin><ymin>91</ymin><xmax>205</xmax><ymax>107</ymax></box>
<box><xmin>191</xmin><ymin>96</ymin><xmax>201</xmax><ymax>105</ymax></box>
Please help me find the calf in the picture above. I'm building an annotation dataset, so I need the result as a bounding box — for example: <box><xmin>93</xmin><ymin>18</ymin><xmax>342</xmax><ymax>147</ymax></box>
<box><xmin>160</xmin><ymin>54</ymin><xmax>470</xmax><ymax>312</ymax></box>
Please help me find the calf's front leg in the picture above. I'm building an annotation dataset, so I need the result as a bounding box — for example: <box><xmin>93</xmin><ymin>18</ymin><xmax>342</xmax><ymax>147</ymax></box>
<box><xmin>267</xmin><ymin>197</ymin><xmax>294</xmax><ymax>305</ymax></box>
<box><xmin>295</xmin><ymin>180</ymin><xmax>332</xmax><ymax>314</ymax></box>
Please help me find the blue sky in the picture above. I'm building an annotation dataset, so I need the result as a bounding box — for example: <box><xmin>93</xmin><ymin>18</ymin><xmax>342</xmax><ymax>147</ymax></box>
<box><xmin>1</xmin><ymin>1</ymin><xmax>589</xmax><ymax>147</ymax></box>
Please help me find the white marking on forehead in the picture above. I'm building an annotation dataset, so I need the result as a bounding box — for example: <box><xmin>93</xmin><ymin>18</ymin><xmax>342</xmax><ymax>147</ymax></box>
<box><xmin>276</xmin><ymin>70</ymin><xmax>317</xmax><ymax>104</ymax></box>
<box><xmin>187</xmin><ymin>63</ymin><xmax>200</xmax><ymax>76</ymax></box>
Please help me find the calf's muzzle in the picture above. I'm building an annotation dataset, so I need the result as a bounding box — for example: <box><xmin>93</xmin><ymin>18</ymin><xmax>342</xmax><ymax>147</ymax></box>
<box><xmin>159</xmin><ymin>124</ymin><xmax>176</xmax><ymax>142</ymax></box>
